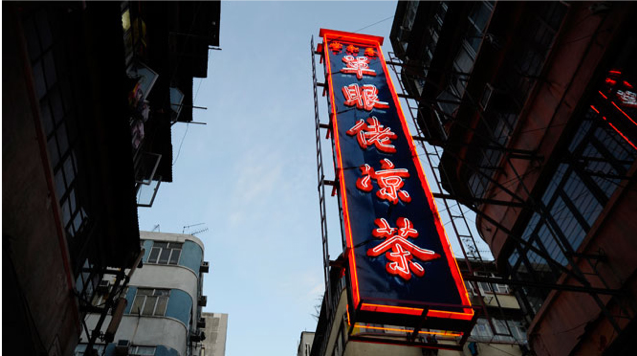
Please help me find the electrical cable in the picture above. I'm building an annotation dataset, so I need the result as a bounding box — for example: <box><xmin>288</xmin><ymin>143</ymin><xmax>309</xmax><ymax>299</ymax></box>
<box><xmin>353</xmin><ymin>15</ymin><xmax>395</xmax><ymax>34</ymax></box>
<box><xmin>172</xmin><ymin>122</ymin><xmax>190</xmax><ymax>167</ymax></box>
<box><xmin>172</xmin><ymin>77</ymin><xmax>203</xmax><ymax>167</ymax></box>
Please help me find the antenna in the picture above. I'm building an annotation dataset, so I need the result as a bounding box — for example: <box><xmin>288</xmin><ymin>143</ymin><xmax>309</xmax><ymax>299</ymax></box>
<box><xmin>183</xmin><ymin>222</ymin><xmax>206</xmax><ymax>234</ymax></box>
<box><xmin>152</xmin><ymin>224</ymin><xmax>160</xmax><ymax>232</ymax></box>
<box><xmin>190</xmin><ymin>227</ymin><xmax>209</xmax><ymax>236</ymax></box>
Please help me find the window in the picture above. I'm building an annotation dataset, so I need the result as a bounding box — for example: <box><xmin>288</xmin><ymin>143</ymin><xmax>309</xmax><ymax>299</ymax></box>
<box><xmin>508</xmin><ymin>249</ymin><xmax>519</xmax><ymax>267</ymax></box>
<box><xmin>471</xmin><ymin>319</ymin><xmax>492</xmax><ymax>340</ymax></box>
<box><xmin>478</xmin><ymin>280</ymin><xmax>492</xmax><ymax>293</ymax></box>
<box><xmin>475</xmin><ymin>273</ymin><xmax>509</xmax><ymax>294</ymax></box>
<box><xmin>74</xmin><ymin>344</ymin><xmax>105</xmax><ymax>356</ymax></box>
<box><xmin>75</xmin><ymin>259</ymin><xmax>102</xmax><ymax>307</ymax></box>
<box><xmin>402</xmin><ymin>1</ymin><xmax>419</xmax><ymax>33</ymax></box>
<box><xmin>471</xmin><ymin>318</ymin><xmax>527</xmax><ymax>343</ymax></box>
<box><xmin>130</xmin><ymin>346</ymin><xmax>156</xmax><ymax>355</ymax></box>
<box><xmin>459</xmin><ymin>1</ymin><xmax>494</xmax><ymax>59</ymax></box>
<box><xmin>506</xmin><ymin>70</ymin><xmax>637</xmax><ymax>318</ymax></box>
<box><xmin>91</xmin><ymin>282</ymin><xmax>110</xmax><ymax>308</ymax></box>
<box><xmin>465</xmin><ymin>281</ymin><xmax>476</xmax><ymax>295</ymax></box>
<box><xmin>147</xmin><ymin>241</ymin><xmax>182</xmax><ymax>265</ymax></box>
<box><xmin>130</xmin><ymin>288</ymin><xmax>170</xmax><ymax>316</ymax></box>
<box><xmin>23</xmin><ymin>8</ymin><xmax>89</xmax><ymax>244</ymax></box>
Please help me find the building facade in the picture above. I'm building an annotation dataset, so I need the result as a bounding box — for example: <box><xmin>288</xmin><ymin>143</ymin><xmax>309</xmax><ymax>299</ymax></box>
<box><xmin>459</xmin><ymin>259</ymin><xmax>529</xmax><ymax>356</ymax></box>
<box><xmin>308</xmin><ymin>262</ymin><xmax>530</xmax><ymax>356</ymax></box>
<box><xmin>200</xmin><ymin>313</ymin><xmax>228</xmax><ymax>356</ymax></box>
<box><xmin>310</xmin><ymin>271</ymin><xmax>465</xmax><ymax>356</ymax></box>
<box><xmin>3</xmin><ymin>2</ymin><xmax>219</xmax><ymax>355</ymax></box>
<box><xmin>389</xmin><ymin>1</ymin><xmax>637</xmax><ymax>355</ymax></box>
<box><xmin>298</xmin><ymin>332</ymin><xmax>315</xmax><ymax>356</ymax></box>
<box><xmin>76</xmin><ymin>232</ymin><xmax>209</xmax><ymax>356</ymax></box>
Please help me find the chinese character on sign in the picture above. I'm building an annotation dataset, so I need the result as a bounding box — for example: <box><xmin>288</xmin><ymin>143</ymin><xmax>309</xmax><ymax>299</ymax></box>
<box><xmin>347</xmin><ymin>116</ymin><xmax>397</xmax><ymax>153</ymax></box>
<box><xmin>340</xmin><ymin>55</ymin><xmax>376</xmax><ymax>80</ymax></box>
<box><xmin>346</xmin><ymin>44</ymin><xmax>360</xmax><ymax>55</ymax></box>
<box><xmin>364</xmin><ymin>47</ymin><xmax>376</xmax><ymax>58</ymax></box>
<box><xmin>329</xmin><ymin>41</ymin><xmax>343</xmax><ymax>54</ymax></box>
<box><xmin>616</xmin><ymin>90</ymin><xmax>637</xmax><ymax>108</ymax></box>
<box><xmin>367</xmin><ymin>217</ymin><xmax>440</xmax><ymax>280</ymax></box>
<box><xmin>357</xmin><ymin>158</ymin><xmax>411</xmax><ymax>205</ymax></box>
<box><xmin>342</xmin><ymin>84</ymin><xmax>390</xmax><ymax>111</ymax></box>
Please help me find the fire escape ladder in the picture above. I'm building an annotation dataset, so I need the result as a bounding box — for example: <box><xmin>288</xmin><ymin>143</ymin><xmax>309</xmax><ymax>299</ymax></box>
<box><xmin>387</xmin><ymin>52</ymin><xmax>632</xmax><ymax>338</ymax></box>
<box><xmin>386</xmin><ymin>53</ymin><xmax>499</xmax><ymax>341</ymax></box>
<box><xmin>311</xmin><ymin>37</ymin><xmax>333</xmax><ymax>320</ymax></box>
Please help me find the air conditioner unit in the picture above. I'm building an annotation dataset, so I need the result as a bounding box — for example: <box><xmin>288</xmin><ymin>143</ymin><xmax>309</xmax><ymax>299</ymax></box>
<box><xmin>200</xmin><ymin>261</ymin><xmax>210</xmax><ymax>274</ymax></box>
<box><xmin>197</xmin><ymin>317</ymin><xmax>206</xmax><ymax>329</ymax></box>
<box><xmin>96</xmin><ymin>280</ymin><xmax>111</xmax><ymax>294</ymax></box>
<box><xmin>198</xmin><ymin>295</ymin><xmax>207</xmax><ymax>307</ymax></box>
<box><xmin>190</xmin><ymin>330</ymin><xmax>206</xmax><ymax>342</ymax></box>
<box><xmin>115</xmin><ymin>340</ymin><xmax>131</xmax><ymax>356</ymax></box>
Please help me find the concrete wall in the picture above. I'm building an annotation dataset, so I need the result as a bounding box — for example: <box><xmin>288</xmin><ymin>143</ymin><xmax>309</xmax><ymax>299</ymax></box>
<box><xmin>298</xmin><ymin>332</ymin><xmax>315</xmax><ymax>356</ymax></box>
<box><xmin>122</xmin><ymin>286</ymin><xmax>193</xmax><ymax>328</ymax></box>
<box><xmin>321</xmin><ymin>289</ymin><xmax>463</xmax><ymax>356</ymax></box>
<box><xmin>137</xmin><ymin>231</ymin><xmax>206</xmax><ymax>330</ymax></box>
<box><xmin>83</xmin><ymin>313</ymin><xmax>186</xmax><ymax>355</ymax></box>
<box><xmin>166</xmin><ymin>289</ymin><xmax>194</xmax><ymax>327</ymax></box>
<box><xmin>344</xmin><ymin>341</ymin><xmax>462</xmax><ymax>356</ymax></box>
<box><xmin>129</xmin><ymin>265</ymin><xmax>199</xmax><ymax>327</ymax></box>
<box><xmin>117</xmin><ymin>316</ymin><xmax>188</xmax><ymax>354</ymax></box>
<box><xmin>317</xmin><ymin>288</ymin><xmax>528</xmax><ymax>356</ymax></box>
<box><xmin>201</xmin><ymin>312</ymin><xmax>229</xmax><ymax>356</ymax></box>
<box><xmin>80</xmin><ymin>231</ymin><xmax>207</xmax><ymax>356</ymax></box>
<box><xmin>140</xmin><ymin>231</ymin><xmax>205</xmax><ymax>251</ymax></box>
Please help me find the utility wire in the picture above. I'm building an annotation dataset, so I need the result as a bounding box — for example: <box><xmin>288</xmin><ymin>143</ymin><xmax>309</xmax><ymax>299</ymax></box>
<box><xmin>173</xmin><ymin>123</ymin><xmax>190</xmax><ymax>166</ymax></box>
<box><xmin>353</xmin><ymin>15</ymin><xmax>394</xmax><ymax>34</ymax></box>
<box><xmin>173</xmin><ymin>74</ymin><xmax>204</xmax><ymax>167</ymax></box>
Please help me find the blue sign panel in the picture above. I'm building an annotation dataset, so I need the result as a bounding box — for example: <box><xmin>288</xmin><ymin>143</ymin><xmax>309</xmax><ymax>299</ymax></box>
<box><xmin>319</xmin><ymin>29</ymin><xmax>473</xmax><ymax>329</ymax></box>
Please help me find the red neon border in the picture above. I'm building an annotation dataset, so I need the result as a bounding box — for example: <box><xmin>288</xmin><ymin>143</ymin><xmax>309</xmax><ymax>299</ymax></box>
<box><xmin>346</xmin><ymin>306</ymin><xmax>464</xmax><ymax>337</ymax></box>
<box><xmin>595</xmin><ymin>91</ymin><xmax>637</xmax><ymax>151</ymax></box>
<box><xmin>320</xmin><ymin>29</ymin><xmax>473</xmax><ymax>322</ymax></box>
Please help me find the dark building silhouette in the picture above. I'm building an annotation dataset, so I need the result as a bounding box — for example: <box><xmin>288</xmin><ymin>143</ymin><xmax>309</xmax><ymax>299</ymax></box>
<box><xmin>390</xmin><ymin>1</ymin><xmax>637</xmax><ymax>355</ymax></box>
<box><xmin>3</xmin><ymin>2</ymin><xmax>220</xmax><ymax>355</ymax></box>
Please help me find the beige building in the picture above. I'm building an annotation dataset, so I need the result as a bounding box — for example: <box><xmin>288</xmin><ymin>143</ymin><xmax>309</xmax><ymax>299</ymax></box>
<box><xmin>298</xmin><ymin>331</ymin><xmax>315</xmax><ymax>356</ymax></box>
<box><xmin>201</xmin><ymin>313</ymin><xmax>229</xmax><ymax>356</ymax></box>
<box><xmin>77</xmin><ymin>232</ymin><xmax>210</xmax><ymax>356</ymax></box>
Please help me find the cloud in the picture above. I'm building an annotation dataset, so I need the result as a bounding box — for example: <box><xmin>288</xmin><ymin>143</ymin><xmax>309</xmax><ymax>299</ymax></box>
<box><xmin>232</xmin><ymin>150</ymin><xmax>284</xmax><ymax>204</ymax></box>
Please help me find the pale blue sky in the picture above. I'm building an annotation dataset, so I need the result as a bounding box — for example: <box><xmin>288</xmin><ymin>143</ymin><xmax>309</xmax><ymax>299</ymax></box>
<box><xmin>138</xmin><ymin>2</ymin><xmax>488</xmax><ymax>355</ymax></box>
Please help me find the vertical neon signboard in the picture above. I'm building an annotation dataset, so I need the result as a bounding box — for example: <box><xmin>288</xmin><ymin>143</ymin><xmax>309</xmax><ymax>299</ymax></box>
<box><xmin>319</xmin><ymin>29</ymin><xmax>473</xmax><ymax>329</ymax></box>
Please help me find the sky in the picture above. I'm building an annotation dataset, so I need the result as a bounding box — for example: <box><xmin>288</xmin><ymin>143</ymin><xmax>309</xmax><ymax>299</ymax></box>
<box><xmin>138</xmin><ymin>2</ymin><xmax>489</xmax><ymax>355</ymax></box>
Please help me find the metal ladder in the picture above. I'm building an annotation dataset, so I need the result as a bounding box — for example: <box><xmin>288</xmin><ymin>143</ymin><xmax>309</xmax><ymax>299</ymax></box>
<box><xmin>311</xmin><ymin>36</ymin><xmax>333</xmax><ymax>319</ymax></box>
